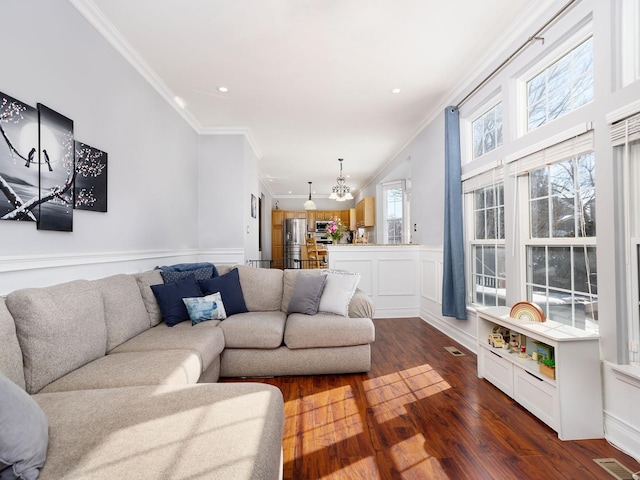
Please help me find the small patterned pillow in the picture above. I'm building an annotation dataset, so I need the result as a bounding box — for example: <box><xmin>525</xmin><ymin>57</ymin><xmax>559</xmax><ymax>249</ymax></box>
<box><xmin>183</xmin><ymin>293</ymin><xmax>227</xmax><ymax>325</ymax></box>
<box><xmin>161</xmin><ymin>267</ymin><xmax>214</xmax><ymax>283</ymax></box>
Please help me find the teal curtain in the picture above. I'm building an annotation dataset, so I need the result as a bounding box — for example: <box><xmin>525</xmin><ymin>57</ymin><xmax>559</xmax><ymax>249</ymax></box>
<box><xmin>442</xmin><ymin>106</ymin><xmax>467</xmax><ymax>320</ymax></box>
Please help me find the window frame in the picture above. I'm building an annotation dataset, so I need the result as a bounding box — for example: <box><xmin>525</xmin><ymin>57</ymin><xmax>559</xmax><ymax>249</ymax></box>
<box><xmin>471</xmin><ymin>102</ymin><xmax>504</xmax><ymax>159</ymax></box>
<box><xmin>381</xmin><ymin>180</ymin><xmax>409</xmax><ymax>244</ymax></box>
<box><xmin>516</xmin><ymin>25</ymin><xmax>594</xmax><ymax>137</ymax></box>
<box><xmin>516</xmin><ymin>152</ymin><xmax>598</xmax><ymax>332</ymax></box>
<box><xmin>469</xmin><ymin>182</ymin><xmax>507</xmax><ymax>308</ymax></box>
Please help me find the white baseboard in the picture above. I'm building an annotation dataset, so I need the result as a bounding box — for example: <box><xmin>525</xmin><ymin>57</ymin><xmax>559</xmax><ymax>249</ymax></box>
<box><xmin>603</xmin><ymin>411</ymin><xmax>640</xmax><ymax>462</ymax></box>
<box><xmin>373</xmin><ymin>306</ymin><xmax>421</xmax><ymax>319</ymax></box>
<box><xmin>419</xmin><ymin>308</ymin><xmax>477</xmax><ymax>353</ymax></box>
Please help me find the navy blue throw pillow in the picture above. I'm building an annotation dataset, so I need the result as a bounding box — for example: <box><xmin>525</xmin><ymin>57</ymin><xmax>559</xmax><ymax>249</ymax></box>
<box><xmin>198</xmin><ymin>268</ymin><xmax>248</xmax><ymax>316</ymax></box>
<box><xmin>150</xmin><ymin>274</ymin><xmax>203</xmax><ymax>326</ymax></box>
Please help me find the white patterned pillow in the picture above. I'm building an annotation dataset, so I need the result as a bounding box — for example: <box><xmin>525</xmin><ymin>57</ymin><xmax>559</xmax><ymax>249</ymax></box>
<box><xmin>183</xmin><ymin>292</ymin><xmax>227</xmax><ymax>325</ymax></box>
<box><xmin>318</xmin><ymin>270</ymin><xmax>360</xmax><ymax>317</ymax></box>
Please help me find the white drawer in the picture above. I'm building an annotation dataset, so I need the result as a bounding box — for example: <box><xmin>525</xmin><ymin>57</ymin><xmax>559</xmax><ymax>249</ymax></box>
<box><xmin>513</xmin><ymin>368</ymin><xmax>557</xmax><ymax>430</ymax></box>
<box><xmin>480</xmin><ymin>347</ymin><xmax>513</xmax><ymax>397</ymax></box>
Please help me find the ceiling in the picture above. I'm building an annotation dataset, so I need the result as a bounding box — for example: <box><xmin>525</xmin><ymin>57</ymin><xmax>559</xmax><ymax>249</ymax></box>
<box><xmin>72</xmin><ymin>0</ymin><xmax>549</xmax><ymax>199</ymax></box>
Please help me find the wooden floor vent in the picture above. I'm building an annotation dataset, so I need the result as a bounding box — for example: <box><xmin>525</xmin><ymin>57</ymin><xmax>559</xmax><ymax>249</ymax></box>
<box><xmin>444</xmin><ymin>346</ymin><xmax>465</xmax><ymax>356</ymax></box>
<box><xmin>593</xmin><ymin>458</ymin><xmax>636</xmax><ymax>480</ymax></box>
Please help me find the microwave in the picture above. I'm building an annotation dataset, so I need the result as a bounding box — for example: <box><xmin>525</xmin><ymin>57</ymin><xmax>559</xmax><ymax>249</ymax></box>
<box><xmin>315</xmin><ymin>220</ymin><xmax>331</xmax><ymax>232</ymax></box>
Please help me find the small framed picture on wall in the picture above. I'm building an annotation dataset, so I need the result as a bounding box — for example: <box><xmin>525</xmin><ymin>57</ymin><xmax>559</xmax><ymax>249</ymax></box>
<box><xmin>251</xmin><ymin>194</ymin><xmax>257</xmax><ymax>218</ymax></box>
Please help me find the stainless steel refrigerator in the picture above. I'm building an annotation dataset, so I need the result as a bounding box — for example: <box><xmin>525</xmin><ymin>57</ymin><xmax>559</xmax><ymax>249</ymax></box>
<box><xmin>283</xmin><ymin>218</ymin><xmax>307</xmax><ymax>269</ymax></box>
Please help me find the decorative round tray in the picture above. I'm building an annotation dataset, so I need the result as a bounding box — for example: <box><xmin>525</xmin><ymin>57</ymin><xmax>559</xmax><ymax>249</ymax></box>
<box><xmin>509</xmin><ymin>301</ymin><xmax>546</xmax><ymax>322</ymax></box>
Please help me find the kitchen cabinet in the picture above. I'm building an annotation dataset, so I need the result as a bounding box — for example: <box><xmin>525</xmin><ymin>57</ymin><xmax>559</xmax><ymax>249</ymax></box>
<box><xmin>356</xmin><ymin>197</ymin><xmax>375</xmax><ymax>227</ymax></box>
<box><xmin>271</xmin><ymin>210</ymin><xmax>284</xmax><ymax>269</ymax></box>
<box><xmin>476</xmin><ymin>306</ymin><xmax>603</xmax><ymax>440</ymax></box>
<box><xmin>340</xmin><ymin>210</ymin><xmax>351</xmax><ymax>227</ymax></box>
<box><xmin>349</xmin><ymin>208</ymin><xmax>356</xmax><ymax>230</ymax></box>
<box><xmin>306</xmin><ymin>211</ymin><xmax>316</xmax><ymax>231</ymax></box>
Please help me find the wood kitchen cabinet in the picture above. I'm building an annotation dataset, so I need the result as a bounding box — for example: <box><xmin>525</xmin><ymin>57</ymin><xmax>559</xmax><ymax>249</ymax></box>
<box><xmin>271</xmin><ymin>210</ymin><xmax>284</xmax><ymax>269</ymax></box>
<box><xmin>356</xmin><ymin>197</ymin><xmax>375</xmax><ymax>227</ymax></box>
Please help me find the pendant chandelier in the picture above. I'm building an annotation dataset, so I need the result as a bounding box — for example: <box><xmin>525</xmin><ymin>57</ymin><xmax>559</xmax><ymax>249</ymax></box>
<box><xmin>303</xmin><ymin>181</ymin><xmax>317</xmax><ymax>210</ymax></box>
<box><xmin>328</xmin><ymin>158</ymin><xmax>353</xmax><ymax>201</ymax></box>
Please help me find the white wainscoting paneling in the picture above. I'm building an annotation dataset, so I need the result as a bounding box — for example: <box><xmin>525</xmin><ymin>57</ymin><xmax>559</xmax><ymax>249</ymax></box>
<box><xmin>0</xmin><ymin>248</ymin><xmax>244</xmax><ymax>295</ymax></box>
<box><xmin>602</xmin><ymin>362</ymin><xmax>640</xmax><ymax>460</ymax></box>
<box><xmin>378</xmin><ymin>259</ymin><xmax>416</xmax><ymax>296</ymax></box>
<box><xmin>327</xmin><ymin>245</ymin><xmax>420</xmax><ymax>318</ymax></box>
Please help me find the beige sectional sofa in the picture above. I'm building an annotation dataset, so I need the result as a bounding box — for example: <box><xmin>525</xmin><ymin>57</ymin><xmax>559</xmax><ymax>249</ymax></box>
<box><xmin>0</xmin><ymin>264</ymin><xmax>375</xmax><ymax>480</ymax></box>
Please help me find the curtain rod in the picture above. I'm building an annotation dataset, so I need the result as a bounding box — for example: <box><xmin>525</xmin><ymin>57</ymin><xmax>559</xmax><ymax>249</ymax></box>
<box><xmin>456</xmin><ymin>0</ymin><xmax>578</xmax><ymax>109</ymax></box>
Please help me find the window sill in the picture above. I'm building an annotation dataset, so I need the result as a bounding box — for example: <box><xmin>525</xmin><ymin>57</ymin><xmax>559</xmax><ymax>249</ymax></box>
<box><xmin>606</xmin><ymin>361</ymin><xmax>640</xmax><ymax>386</ymax></box>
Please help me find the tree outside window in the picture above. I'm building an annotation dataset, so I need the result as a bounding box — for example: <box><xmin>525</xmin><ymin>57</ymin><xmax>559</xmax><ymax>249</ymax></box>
<box><xmin>526</xmin><ymin>153</ymin><xmax>597</xmax><ymax>331</ymax></box>
<box><xmin>527</xmin><ymin>37</ymin><xmax>594</xmax><ymax>131</ymax></box>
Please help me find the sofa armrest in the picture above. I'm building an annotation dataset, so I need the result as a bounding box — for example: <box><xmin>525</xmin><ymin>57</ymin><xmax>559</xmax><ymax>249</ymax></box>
<box><xmin>348</xmin><ymin>289</ymin><xmax>374</xmax><ymax>318</ymax></box>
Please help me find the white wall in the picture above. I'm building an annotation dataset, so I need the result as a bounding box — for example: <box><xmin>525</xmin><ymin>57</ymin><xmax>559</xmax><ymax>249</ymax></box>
<box><xmin>0</xmin><ymin>0</ymin><xmax>199</xmax><ymax>293</ymax></box>
<box><xmin>197</xmin><ymin>134</ymin><xmax>261</xmax><ymax>264</ymax></box>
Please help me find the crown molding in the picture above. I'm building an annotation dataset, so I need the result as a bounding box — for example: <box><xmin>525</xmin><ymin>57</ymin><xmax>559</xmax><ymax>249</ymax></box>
<box><xmin>199</xmin><ymin>127</ymin><xmax>263</xmax><ymax>160</ymax></box>
<box><xmin>69</xmin><ymin>0</ymin><xmax>206</xmax><ymax>134</ymax></box>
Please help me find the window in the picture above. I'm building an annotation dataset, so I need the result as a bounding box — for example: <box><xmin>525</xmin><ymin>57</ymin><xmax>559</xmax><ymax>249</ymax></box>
<box><xmin>612</xmin><ymin>112</ymin><xmax>640</xmax><ymax>363</ymax></box>
<box><xmin>473</xmin><ymin>103</ymin><xmax>503</xmax><ymax>158</ymax></box>
<box><xmin>525</xmin><ymin>153</ymin><xmax>597</xmax><ymax>331</ymax></box>
<box><xmin>620</xmin><ymin>0</ymin><xmax>640</xmax><ymax>87</ymax></box>
<box><xmin>382</xmin><ymin>181</ymin><xmax>409</xmax><ymax>244</ymax></box>
<box><xmin>471</xmin><ymin>183</ymin><xmax>506</xmax><ymax>306</ymax></box>
<box><xmin>527</xmin><ymin>37</ymin><xmax>594</xmax><ymax>131</ymax></box>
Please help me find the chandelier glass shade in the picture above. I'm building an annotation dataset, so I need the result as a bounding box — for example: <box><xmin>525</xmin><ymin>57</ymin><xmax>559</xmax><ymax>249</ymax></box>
<box><xmin>303</xmin><ymin>181</ymin><xmax>317</xmax><ymax>210</ymax></box>
<box><xmin>328</xmin><ymin>158</ymin><xmax>353</xmax><ymax>202</ymax></box>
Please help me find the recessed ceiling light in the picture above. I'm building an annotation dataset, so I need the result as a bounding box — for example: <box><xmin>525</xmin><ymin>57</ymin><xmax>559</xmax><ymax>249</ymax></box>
<box><xmin>391</xmin><ymin>88</ymin><xmax>401</xmax><ymax>94</ymax></box>
<box><xmin>288</xmin><ymin>191</ymin><xmax>292</xmax><ymax>194</ymax></box>
<box><xmin>218</xmin><ymin>86</ymin><xmax>229</xmax><ymax>93</ymax></box>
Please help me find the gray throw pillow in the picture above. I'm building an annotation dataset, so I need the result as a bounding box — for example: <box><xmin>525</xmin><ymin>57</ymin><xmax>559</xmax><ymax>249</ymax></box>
<box><xmin>0</xmin><ymin>373</ymin><xmax>48</xmax><ymax>480</ymax></box>
<box><xmin>288</xmin><ymin>274</ymin><xmax>327</xmax><ymax>315</ymax></box>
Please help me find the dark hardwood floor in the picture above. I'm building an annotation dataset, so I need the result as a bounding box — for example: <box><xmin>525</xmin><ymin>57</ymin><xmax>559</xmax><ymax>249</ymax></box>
<box><xmin>224</xmin><ymin>318</ymin><xmax>640</xmax><ymax>479</ymax></box>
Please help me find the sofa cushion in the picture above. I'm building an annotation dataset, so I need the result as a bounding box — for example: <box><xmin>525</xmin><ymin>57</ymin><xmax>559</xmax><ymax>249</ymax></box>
<box><xmin>0</xmin><ymin>298</ymin><xmax>25</xmax><ymax>390</ymax></box>
<box><xmin>151</xmin><ymin>274</ymin><xmax>203</xmax><ymax>327</ymax></box>
<box><xmin>39</xmin><ymin>350</ymin><xmax>202</xmax><ymax>393</ymax></box>
<box><xmin>288</xmin><ymin>273</ymin><xmax>327</xmax><ymax>315</ymax></box>
<box><xmin>219</xmin><ymin>311</ymin><xmax>287</xmax><ymax>349</ymax></box>
<box><xmin>183</xmin><ymin>293</ymin><xmax>227</xmax><ymax>325</ymax></box>
<box><xmin>198</xmin><ymin>268</ymin><xmax>248</xmax><ymax>316</ymax></box>
<box><xmin>134</xmin><ymin>270</ymin><xmax>164</xmax><ymax>327</ymax></box>
<box><xmin>93</xmin><ymin>274</ymin><xmax>151</xmax><ymax>352</ymax></box>
<box><xmin>6</xmin><ymin>280</ymin><xmax>107</xmax><ymax>394</ymax></box>
<box><xmin>109</xmin><ymin>321</ymin><xmax>225</xmax><ymax>374</ymax></box>
<box><xmin>282</xmin><ymin>269</ymin><xmax>324</xmax><ymax>313</ymax></box>
<box><xmin>284</xmin><ymin>313</ymin><xmax>375</xmax><ymax>349</ymax></box>
<box><xmin>349</xmin><ymin>289</ymin><xmax>375</xmax><ymax>319</ymax></box>
<box><xmin>33</xmin><ymin>383</ymin><xmax>284</xmax><ymax>480</ymax></box>
<box><xmin>0</xmin><ymin>372</ymin><xmax>48</xmax><ymax>480</ymax></box>
<box><xmin>318</xmin><ymin>270</ymin><xmax>360</xmax><ymax>317</ymax></box>
<box><xmin>235</xmin><ymin>265</ymin><xmax>283</xmax><ymax>312</ymax></box>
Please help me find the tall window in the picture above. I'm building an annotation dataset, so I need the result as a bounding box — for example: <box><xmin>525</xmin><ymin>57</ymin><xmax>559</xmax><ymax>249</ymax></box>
<box><xmin>612</xmin><ymin>113</ymin><xmax>640</xmax><ymax>363</ymax></box>
<box><xmin>527</xmin><ymin>37</ymin><xmax>594</xmax><ymax>131</ymax></box>
<box><xmin>525</xmin><ymin>153</ymin><xmax>597</xmax><ymax>331</ymax></box>
<box><xmin>472</xmin><ymin>103</ymin><xmax>503</xmax><ymax>158</ymax></box>
<box><xmin>382</xmin><ymin>181</ymin><xmax>409</xmax><ymax>244</ymax></box>
<box><xmin>471</xmin><ymin>183</ymin><xmax>506</xmax><ymax>306</ymax></box>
